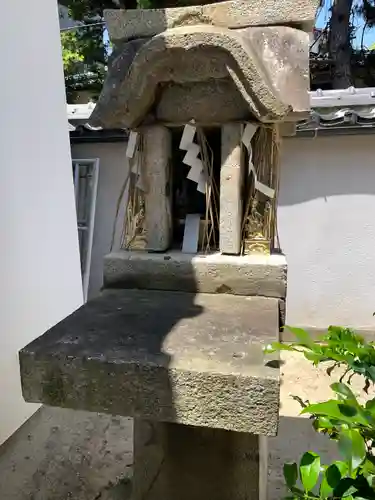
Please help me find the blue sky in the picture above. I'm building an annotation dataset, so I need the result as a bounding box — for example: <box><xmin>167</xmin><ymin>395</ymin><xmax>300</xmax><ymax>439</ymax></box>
<box><xmin>315</xmin><ymin>0</ymin><xmax>375</xmax><ymax>49</ymax></box>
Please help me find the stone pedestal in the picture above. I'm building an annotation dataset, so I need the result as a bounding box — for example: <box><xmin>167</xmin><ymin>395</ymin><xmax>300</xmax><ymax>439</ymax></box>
<box><xmin>133</xmin><ymin>418</ymin><xmax>265</xmax><ymax>500</ymax></box>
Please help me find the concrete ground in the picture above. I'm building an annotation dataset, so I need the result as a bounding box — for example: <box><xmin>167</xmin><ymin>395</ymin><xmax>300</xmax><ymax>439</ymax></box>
<box><xmin>1</xmin><ymin>351</ymin><xmax>370</xmax><ymax>499</ymax></box>
<box><xmin>0</xmin><ymin>407</ymin><xmax>133</xmax><ymax>499</ymax></box>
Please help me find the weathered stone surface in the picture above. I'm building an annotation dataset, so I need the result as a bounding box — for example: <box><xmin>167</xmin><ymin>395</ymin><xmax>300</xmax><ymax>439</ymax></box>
<box><xmin>143</xmin><ymin>125</ymin><xmax>172</xmax><ymax>251</ymax></box>
<box><xmin>157</xmin><ymin>26</ymin><xmax>310</xmax><ymax>123</ymax></box>
<box><xmin>20</xmin><ymin>289</ymin><xmax>280</xmax><ymax>435</ymax></box>
<box><xmin>239</xmin><ymin>26</ymin><xmax>310</xmax><ymax>116</ymax></box>
<box><xmin>104</xmin><ymin>0</ymin><xmax>319</xmax><ymax>42</ymax></box>
<box><xmin>220</xmin><ymin>123</ymin><xmax>244</xmax><ymax>254</ymax></box>
<box><xmin>132</xmin><ymin>418</ymin><xmax>265</xmax><ymax>500</ymax></box>
<box><xmin>104</xmin><ymin>251</ymin><xmax>287</xmax><ymax>299</ymax></box>
<box><xmin>90</xmin><ymin>24</ymin><xmax>310</xmax><ymax>128</ymax></box>
<box><xmin>87</xmin><ymin>37</ymin><xmax>148</xmax><ymax>128</ymax></box>
<box><xmin>90</xmin><ymin>25</ymin><xmax>291</xmax><ymax>129</ymax></box>
<box><xmin>156</xmin><ymin>79</ymin><xmax>250</xmax><ymax>123</ymax></box>
<box><xmin>0</xmin><ymin>406</ymin><xmax>133</xmax><ymax>500</ymax></box>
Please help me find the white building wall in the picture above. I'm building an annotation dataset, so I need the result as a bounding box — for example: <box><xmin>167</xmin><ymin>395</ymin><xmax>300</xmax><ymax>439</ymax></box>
<box><xmin>71</xmin><ymin>142</ymin><xmax>130</xmax><ymax>299</ymax></box>
<box><xmin>0</xmin><ymin>1</ymin><xmax>83</xmax><ymax>443</ymax></box>
<box><xmin>279</xmin><ymin>134</ymin><xmax>375</xmax><ymax>330</ymax></box>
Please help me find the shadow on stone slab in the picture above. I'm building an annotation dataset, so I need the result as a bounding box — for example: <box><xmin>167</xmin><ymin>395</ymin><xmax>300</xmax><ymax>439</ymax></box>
<box><xmin>96</xmin><ymin>477</ymin><xmax>132</xmax><ymax>500</ymax></box>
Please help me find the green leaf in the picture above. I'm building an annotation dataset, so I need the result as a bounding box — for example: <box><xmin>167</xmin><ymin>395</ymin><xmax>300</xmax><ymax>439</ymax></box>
<box><xmin>326</xmin><ymin>463</ymin><xmax>343</xmax><ymax>487</ymax></box>
<box><xmin>365</xmin><ymin>366</ymin><xmax>375</xmax><ymax>383</ymax></box>
<box><xmin>365</xmin><ymin>398</ymin><xmax>375</xmax><ymax>411</ymax></box>
<box><xmin>351</xmin><ymin>474</ymin><xmax>375</xmax><ymax>500</ymax></box>
<box><xmin>314</xmin><ymin>415</ymin><xmax>335</xmax><ymax>431</ymax></box>
<box><xmin>320</xmin><ymin>464</ymin><xmax>342</xmax><ymax>497</ymax></box>
<box><xmin>333</xmin><ymin>478</ymin><xmax>357</xmax><ymax>498</ymax></box>
<box><xmin>331</xmin><ymin>383</ymin><xmax>357</xmax><ymax>401</ymax></box>
<box><xmin>338</xmin><ymin>404</ymin><xmax>358</xmax><ymax>418</ymax></box>
<box><xmin>283</xmin><ymin>463</ymin><xmax>298</xmax><ymax>489</ymax></box>
<box><xmin>338</xmin><ymin>429</ymin><xmax>367</xmax><ymax>470</ymax></box>
<box><xmin>299</xmin><ymin>452</ymin><xmax>321</xmax><ymax>492</ymax></box>
<box><xmin>301</xmin><ymin>400</ymin><xmax>369</xmax><ymax>426</ymax></box>
<box><xmin>286</xmin><ymin>326</ymin><xmax>314</xmax><ymax>347</ymax></box>
<box><xmin>366</xmin><ymin>474</ymin><xmax>375</xmax><ymax>488</ymax></box>
<box><xmin>290</xmin><ymin>486</ymin><xmax>306</xmax><ymax>498</ymax></box>
<box><xmin>334</xmin><ymin>461</ymin><xmax>349</xmax><ymax>476</ymax></box>
<box><xmin>304</xmin><ymin>351</ymin><xmax>325</xmax><ymax>364</ymax></box>
<box><xmin>362</xmin><ymin>458</ymin><xmax>375</xmax><ymax>475</ymax></box>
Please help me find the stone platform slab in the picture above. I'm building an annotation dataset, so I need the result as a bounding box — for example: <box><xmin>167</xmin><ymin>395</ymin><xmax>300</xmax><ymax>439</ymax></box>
<box><xmin>20</xmin><ymin>289</ymin><xmax>280</xmax><ymax>435</ymax></box>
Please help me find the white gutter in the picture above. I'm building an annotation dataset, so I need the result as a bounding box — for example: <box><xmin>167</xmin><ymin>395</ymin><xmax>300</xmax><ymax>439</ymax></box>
<box><xmin>310</xmin><ymin>87</ymin><xmax>375</xmax><ymax>108</ymax></box>
<box><xmin>67</xmin><ymin>87</ymin><xmax>375</xmax><ymax>122</ymax></box>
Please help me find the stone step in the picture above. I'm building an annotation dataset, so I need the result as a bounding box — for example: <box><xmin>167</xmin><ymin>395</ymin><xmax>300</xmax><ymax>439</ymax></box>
<box><xmin>20</xmin><ymin>289</ymin><xmax>280</xmax><ymax>436</ymax></box>
<box><xmin>104</xmin><ymin>250</ymin><xmax>287</xmax><ymax>299</ymax></box>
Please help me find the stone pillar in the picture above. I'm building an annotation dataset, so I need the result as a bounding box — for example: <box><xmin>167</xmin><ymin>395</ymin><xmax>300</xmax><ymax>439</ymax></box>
<box><xmin>220</xmin><ymin>123</ymin><xmax>244</xmax><ymax>255</ymax></box>
<box><xmin>133</xmin><ymin>418</ymin><xmax>266</xmax><ymax>500</ymax></box>
<box><xmin>143</xmin><ymin>125</ymin><xmax>172</xmax><ymax>251</ymax></box>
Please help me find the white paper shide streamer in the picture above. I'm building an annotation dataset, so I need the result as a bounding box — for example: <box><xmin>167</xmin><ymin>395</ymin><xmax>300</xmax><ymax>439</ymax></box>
<box><xmin>241</xmin><ymin>123</ymin><xmax>275</xmax><ymax>199</ymax></box>
<box><xmin>179</xmin><ymin>123</ymin><xmax>206</xmax><ymax>194</ymax></box>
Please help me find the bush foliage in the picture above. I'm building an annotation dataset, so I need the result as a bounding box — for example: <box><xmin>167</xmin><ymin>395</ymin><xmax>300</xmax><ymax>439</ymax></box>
<box><xmin>265</xmin><ymin>326</ymin><xmax>375</xmax><ymax>500</ymax></box>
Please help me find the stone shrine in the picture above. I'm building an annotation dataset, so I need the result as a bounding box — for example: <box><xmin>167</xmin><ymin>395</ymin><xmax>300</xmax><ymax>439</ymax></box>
<box><xmin>19</xmin><ymin>1</ymin><xmax>318</xmax><ymax>499</ymax></box>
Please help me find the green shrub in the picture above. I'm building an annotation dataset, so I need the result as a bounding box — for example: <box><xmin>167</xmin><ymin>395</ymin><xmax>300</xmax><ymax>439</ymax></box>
<box><xmin>265</xmin><ymin>326</ymin><xmax>375</xmax><ymax>500</ymax></box>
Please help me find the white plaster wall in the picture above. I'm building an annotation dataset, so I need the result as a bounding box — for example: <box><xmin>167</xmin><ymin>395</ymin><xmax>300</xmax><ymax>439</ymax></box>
<box><xmin>71</xmin><ymin>143</ymin><xmax>130</xmax><ymax>298</ymax></box>
<box><xmin>0</xmin><ymin>1</ymin><xmax>83</xmax><ymax>444</ymax></box>
<box><xmin>279</xmin><ymin>134</ymin><xmax>375</xmax><ymax>330</ymax></box>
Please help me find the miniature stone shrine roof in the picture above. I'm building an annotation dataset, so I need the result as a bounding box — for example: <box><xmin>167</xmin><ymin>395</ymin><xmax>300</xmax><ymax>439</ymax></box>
<box><xmin>67</xmin><ymin>87</ymin><xmax>375</xmax><ymax>139</ymax></box>
<box><xmin>88</xmin><ymin>0</ymin><xmax>319</xmax><ymax>129</ymax></box>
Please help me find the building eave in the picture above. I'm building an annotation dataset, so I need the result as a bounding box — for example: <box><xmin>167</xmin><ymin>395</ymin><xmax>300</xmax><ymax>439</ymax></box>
<box><xmin>67</xmin><ymin>87</ymin><xmax>375</xmax><ymax>140</ymax></box>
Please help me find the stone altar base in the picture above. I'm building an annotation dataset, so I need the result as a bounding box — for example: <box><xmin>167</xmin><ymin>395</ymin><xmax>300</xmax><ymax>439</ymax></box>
<box><xmin>133</xmin><ymin>418</ymin><xmax>266</xmax><ymax>500</ymax></box>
